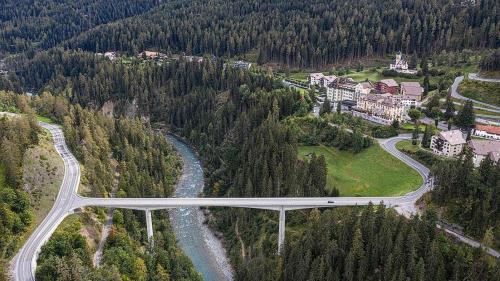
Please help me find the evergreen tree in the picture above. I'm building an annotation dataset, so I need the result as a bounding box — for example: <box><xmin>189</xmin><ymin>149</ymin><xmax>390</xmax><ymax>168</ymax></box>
<box><xmin>455</xmin><ymin>100</ymin><xmax>475</xmax><ymax>130</ymax></box>
<box><xmin>412</xmin><ymin>126</ymin><xmax>419</xmax><ymax>145</ymax></box>
<box><xmin>319</xmin><ymin>100</ymin><xmax>331</xmax><ymax>116</ymax></box>
<box><xmin>443</xmin><ymin>94</ymin><xmax>455</xmax><ymax>121</ymax></box>
<box><xmin>421</xmin><ymin>125</ymin><xmax>432</xmax><ymax>148</ymax></box>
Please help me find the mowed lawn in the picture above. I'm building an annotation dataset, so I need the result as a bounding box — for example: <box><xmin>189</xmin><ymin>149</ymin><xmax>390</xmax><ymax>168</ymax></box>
<box><xmin>298</xmin><ymin>144</ymin><xmax>422</xmax><ymax>196</ymax></box>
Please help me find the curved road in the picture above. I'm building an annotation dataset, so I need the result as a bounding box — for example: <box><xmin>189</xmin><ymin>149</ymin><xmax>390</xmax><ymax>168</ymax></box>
<box><xmin>450</xmin><ymin>76</ymin><xmax>500</xmax><ymax>111</ymax></box>
<box><xmin>469</xmin><ymin>73</ymin><xmax>500</xmax><ymax>83</ymax></box>
<box><xmin>12</xmin><ymin>122</ymin><xmax>80</xmax><ymax>281</ymax></box>
<box><xmin>11</xmin><ymin>123</ymin><xmax>497</xmax><ymax>280</ymax></box>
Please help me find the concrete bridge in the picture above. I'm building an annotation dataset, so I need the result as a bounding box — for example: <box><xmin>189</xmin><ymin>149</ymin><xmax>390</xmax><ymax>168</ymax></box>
<box><xmin>12</xmin><ymin>121</ymin><xmax>433</xmax><ymax>281</ymax></box>
<box><xmin>72</xmin><ymin>195</ymin><xmax>408</xmax><ymax>252</ymax></box>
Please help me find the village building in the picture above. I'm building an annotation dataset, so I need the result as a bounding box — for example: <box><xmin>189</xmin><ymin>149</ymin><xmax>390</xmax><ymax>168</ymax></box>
<box><xmin>183</xmin><ymin>55</ymin><xmax>203</xmax><ymax>63</ymax></box>
<box><xmin>389</xmin><ymin>52</ymin><xmax>418</xmax><ymax>74</ymax></box>
<box><xmin>473</xmin><ymin>124</ymin><xmax>500</xmax><ymax>140</ymax></box>
<box><xmin>390</xmin><ymin>51</ymin><xmax>408</xmax><ymax>71</ymax></box>
<box><xmin>322</xmin><ymin>75</ymin><xmax>337</xmax><ymax>88</ymax></box>
<box><xmin>360</xmin><ymin>81</ymin><xmax>374</xmax><ymax>95</ymax></box>
<box><xmin>400</xmin><ymin>82</ymin><xmax>424</xmax><ymax>100</ymax></box>
<box><xmin>232</xmin><ymin>60</ymin><xmax>252</xmax><ymax>69</ymax></box>
<box><xmin>326</xmin><ymin>77</ymin><xmax>363</xmax><ymax>105</ymax></box>
<box><xmin>309</xmin><ymin>73</ymin><xmax>324</xmax><ymax>86</ymax></box>
<box><xmin>399</xmin><ymin>81</ymin><xmax>424</xmax><ymax>107</ymax></box>
<box><xmin>138</xmin><ymin>51</ymin><xmax>168</xmax><ymax>60</ymax></box>
<box><xmin>354</xmin><ymin>93</ymin><xmax>405</xmax><ymax>123</ymax></box>
<box><xmin>104</xmin><ymin>52</ymin><xmax>117</xmax><ymax>61</ymax></box>
<box><xmin>467</xmin><ymin>139</ymin><xmax>500</xmax><ymax>166</ymax></box>
<box><xmin>430</xmin><ymin>130</ymin><xmax>466</xmax><ymax>157</ymax></box>
<box><xmin>375</xmin><ymin>79</ymin><xmax>399</xmax><ymax>94</ymax></box>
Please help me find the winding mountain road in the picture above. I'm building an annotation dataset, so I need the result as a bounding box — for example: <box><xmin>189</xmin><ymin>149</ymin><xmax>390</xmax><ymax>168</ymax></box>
<box><xmin>450</xmin><ymin>75</ymin><xmax>500</xmax><ymax>111</ymax></box>
<box><xmin>10</xmin><ymin>120</ymin><xmax>497</xmax><ymax>281</ymax></box>
<box><xmin>12</xmin><ymin>122</ymin><xmax>80</xmax><ymax>281</ymax></box>
<box><xmin>469</xmin><ymin>73</ymin><xmax>500</xmax><ymax>83</ymax></box>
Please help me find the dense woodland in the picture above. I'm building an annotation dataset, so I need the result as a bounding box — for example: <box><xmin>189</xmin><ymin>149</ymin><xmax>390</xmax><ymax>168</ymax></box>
<box><xmin>62</xmin><ymin>0</ymin><xmax>500</xmax><ymax>67</ymax></box>
<box><xmin>0</xmin><ymin>97</ymin><xmax>39</xmax><ymax>279</ymax></box>
<box><xmin>0</xmin><ymin>0</ymin><xmax>499</xmax><ymax>279</ymax></box>
<box><xmin>432</xmin><ymin>147</ymin><xmax>500</xmax><ymax>250</ymax></box>
<box><xmin>480</xmin><ymin>48</ymin><xmax>500</xmax><ymax>71</ymax></box>
<box><xmin>2</xmin><ymin>49</ymin><xmax>498</xmax><ymax>279</ymax></box>
<box><xmin>235</xmin><ymin>205</ymin><xmax>500</xmax><ymax>281</ymax></box>
<box><xmin>0</xmin><ymin>92</ymin><xmax>200</xmax><ymax>281</ymax></box>
<box><xmin>0</xmin><ymin>0</ymin><xmax>161</xmax><ymax>53</ymax></box>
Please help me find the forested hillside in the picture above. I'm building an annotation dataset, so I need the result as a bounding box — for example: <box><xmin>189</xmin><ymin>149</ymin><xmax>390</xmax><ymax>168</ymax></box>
<box><xmin>0</xmin><ymin>114</ymin><xmax>39</xmax><ymax>245</ymax></box>
<box><xmin>0</xmin><ymin>92</ymin><xmax>200</xmax><ymax>280</ymax></box>
<box><xmin>0</xmin><ymin>0</ymin><xmax>162</xmax><ymax>53</ymax></box>
<box><xmin>3</xmin><ymin>47</ymin><xmax>498</xmax><ymax>279</ymax></box>
<box><xmin>0</xmin><ymin>0</ymin><xmax>499</xmax><ymax>278</ymax></box>
<box><xmin>63</xmin><ymin>0</ymin><xmax>500</xmax><ymax>66</ymax></box>
<box><xmin>269</xmin><ymin>205</ymin><xmax>499</xmax><ymax>281</ymax></box>
<box><xmin>0</xmin><ymin>97</ymin><xmax>40</xmax><ymax>280</ymax></box>
<box><xmin>432</xmin><ymin>148</ymin><xmax>500</xmax><ymax>250</ymax></box>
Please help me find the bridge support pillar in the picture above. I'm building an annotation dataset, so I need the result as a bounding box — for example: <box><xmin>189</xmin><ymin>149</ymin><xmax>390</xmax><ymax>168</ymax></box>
<box><xmin>278</xmin><ymin>207</ymin><xmax>285</xmax><ymax>254</ymax></box>
<box><xmin>145</xmin><ymin>209</ymin><xmax>154</xmax><ymax>246</ymax></box>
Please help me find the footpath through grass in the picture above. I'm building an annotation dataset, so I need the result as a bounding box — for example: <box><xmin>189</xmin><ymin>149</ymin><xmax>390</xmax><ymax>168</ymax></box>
<box><xmin>298</xmin><ymin>144</ymin><xmax>422</xmax><ymax>196</ymax></box>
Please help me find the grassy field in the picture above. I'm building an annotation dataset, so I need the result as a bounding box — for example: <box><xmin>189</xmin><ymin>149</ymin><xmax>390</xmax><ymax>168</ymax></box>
<box><xmin>395</xmin><ymin>140</ymin><xmax>420</xmax><ymax>153</ymax></box>
<box><xmin>458</xmin><ymin>79</ymin><xmax>500</xmax><ymax>107</ymax></box>
<box><xmin>345</xmin><ymin>68</ymin><xmax>383</xmax><ymax>82</ymax></box>
<box><xmin>22</xmin><ymin>129</ymin><xmax>64</xmax><ymax>226</ymax></box>
<box><xmin>401</xmin><ymin>123</ymin><xmax>427</xmax><ymax>132</ymax></box>
<box><xmin>36</xmin><ymin>115</ymin><xmax>54</xmax><ymax>124</ymax></box>
<box><xmin>298</xmin><ymin>144</ymin><xmax>422</xmax><ymax>196</ymax></box>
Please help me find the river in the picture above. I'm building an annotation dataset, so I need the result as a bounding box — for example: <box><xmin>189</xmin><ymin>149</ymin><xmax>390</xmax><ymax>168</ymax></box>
<box><xmin>166</xmin><ymin>134</ymin><xmax>234</xmax><ymax>281</ymax></box>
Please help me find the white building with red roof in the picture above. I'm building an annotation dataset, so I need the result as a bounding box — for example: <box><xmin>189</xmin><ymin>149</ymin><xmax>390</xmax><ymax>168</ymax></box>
<box><xmin>473</xmin><ymin>124</ymin><xmax>500</xmax><ymax>140</ymax></box>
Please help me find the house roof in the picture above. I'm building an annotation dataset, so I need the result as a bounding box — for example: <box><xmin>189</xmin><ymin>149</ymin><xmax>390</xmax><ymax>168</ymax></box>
<box><xmin>360</xmin><ymin>81</ymin><xmax>374</xmax><ymax>89</ymax></box>
<box><xmin>361</xmin><ymin>93</ymin><xmax>401</xmax><ymax>107</ymax></box>
<box><xmin>323</xmin><ymin>75</ymin><xmax>337</xmax><ymax>82</ymax></box>
<box><xmin>400</xmin><ymin>82</ymin><xmax>421</xmax><ymax>87</ymax></box>
<box><xmin>310</xmin><ymin>73</ymin><xmax>324</xmax><ymax>79</ymax></box>
<box><xmin>475</xmin><ymin>124</ymin><xmax>500</xmax><ymax>135</ymax></box>
<box><xmin>438</xmin><ymin>130</ymin><xmax>466</xmax><ymax>146</ymax></box>
<box><xmin>379</xmin><ymin>79</ymin><xmax>398</xmax><ymax>87</ymax></box>
<box><xmin>468</xmin><ymin>139</ymin><xmax>500</xmax><ymax>156</ymax></box>
<box><xmin>401</xmin><ymin>82</ymin><xmax>423</xmax><ymax>97</ymax></box>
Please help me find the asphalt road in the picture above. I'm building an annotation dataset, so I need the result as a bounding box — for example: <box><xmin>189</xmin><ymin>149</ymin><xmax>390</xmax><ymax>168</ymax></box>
<box><xmin>10</xmin><ymin>122</ymin><xmax>496</xmax><ymax>281</ymax></box>
<box><xmin>450</xmin><ymin>76</ymin><xmax>500</xmax><ymax>111</ymax></box>
<box><xmin>11</xmin><ymin>122</ymin><xmax>81</xmax><ymax>281</ymax></box>
<box><xmin>469</xmin><ymin>73</ymin><xmax>500</xmax><ymax>83</ymax></box>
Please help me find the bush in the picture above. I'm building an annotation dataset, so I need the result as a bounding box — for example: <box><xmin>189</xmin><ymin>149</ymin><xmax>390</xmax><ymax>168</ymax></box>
<box><xmin>371</xmin><ymin>126</ymin><xmax>398</xmax><ymax>138</ymax></box>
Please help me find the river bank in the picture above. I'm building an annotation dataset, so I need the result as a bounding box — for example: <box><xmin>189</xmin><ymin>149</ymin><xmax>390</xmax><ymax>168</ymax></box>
<box><xmin>166</xmin><ymin>134</ymin><xmax>234</xmax><ymax>281</ymax></box>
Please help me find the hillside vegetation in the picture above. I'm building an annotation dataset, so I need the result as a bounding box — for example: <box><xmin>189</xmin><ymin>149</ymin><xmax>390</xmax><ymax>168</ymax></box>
<box><xmin>0</xmin><ymin>107</ymin><xmax>40</xmax><ymax>279</ymax></box>
<box><xmin>0</xmin><ymin>0</ymin><xmax>162</xmax><ymax>53</ymax></box>
<box><xmin>458</xmin><ymin>78</ymin><xmax>500</xmax><ymax>107</ymax></box>
<box><xmin>63</xmin><ymin>0</ymin><xmax>499</xmax><ymax>67</ymax></box>
<box><xmin>0</xmin><ymin>91</ymin><xmax>201</xmax><ymax>281</ymax></box>
<box><xmin>298</xmin><ymin>145</ymin><xmax>422</xmax><ymax>196</ymax></box>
